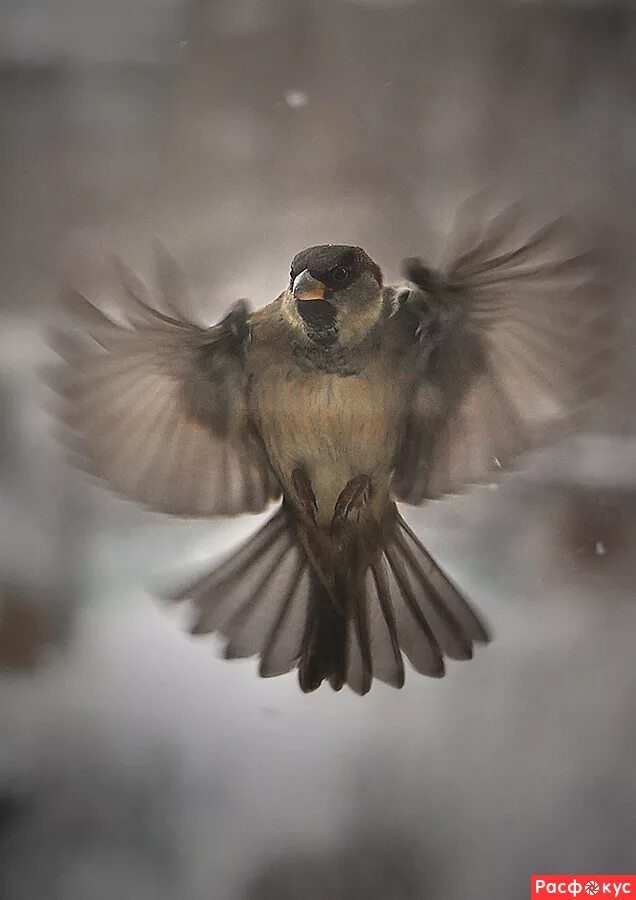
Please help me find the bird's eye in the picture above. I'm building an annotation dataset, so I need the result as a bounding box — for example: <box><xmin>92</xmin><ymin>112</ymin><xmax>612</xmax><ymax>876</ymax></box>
<box><xmin>331</xmin><ymin>265</ymin><xmax>349</xmax><ymax>283</ymax></box>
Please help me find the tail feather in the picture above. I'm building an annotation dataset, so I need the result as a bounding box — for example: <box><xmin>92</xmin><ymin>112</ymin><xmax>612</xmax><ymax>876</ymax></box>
<box><xmin>169</xmin><ymin>505</ymin><xmax>490</xmax><ymax>694</ymax></box>
<box><xmin>348</xmin><ymin>573</ymin><xmax>373</xmax><ymax>695</ymax></box>
<box><xmin>176</xmin><ymin>509</ymin><xmax>286</xmax><ymax>606</ymax></box>
<box><xmin>298</xmin><ymin>574</ymin><xmax>348</xmax><ymax>693</ymax></box>
<box><xmin>367</xmin><ymin>565</ymin><xmax>405</xmax><ymax>689</ymax></box>
<box><xmin>384</xmin><ymin>545</ymin><xmax>445</xmax><ymax>677</ymax></box>
<box><xmin>396</xmin><ymin>515</ymin><xmax>490</xmax><ymax>646</ymax></box>
<box><xmin>223</xmin><ymin>540</ymin><xmax>296</xmax><ymax>660</ymax></box>
<box><xmin>258</xmin><ymin>560</ymin><xmax>309</xmax><ymax>678</ymax></box>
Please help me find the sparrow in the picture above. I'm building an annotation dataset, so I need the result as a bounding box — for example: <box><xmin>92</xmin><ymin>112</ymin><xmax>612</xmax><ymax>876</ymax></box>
<box><xmin>49</xmin><ymin>202</ymin><xmax>608</xmax><ymax>694</ymax></box>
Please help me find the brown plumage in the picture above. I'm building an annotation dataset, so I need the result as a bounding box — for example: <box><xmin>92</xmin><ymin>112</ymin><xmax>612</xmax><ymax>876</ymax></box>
<box><xmin>48</xmin><ymin>205</ymin><xmax>610</xmax><ymax>694</ymax></box>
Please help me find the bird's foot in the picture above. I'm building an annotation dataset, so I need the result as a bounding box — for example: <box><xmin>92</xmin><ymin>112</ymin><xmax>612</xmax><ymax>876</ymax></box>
<box><xmin>291</xmin><ymin>466</ymin><xmax>318</xmax><ymax>525</ymax></box>
<box><xmin>331</xmin><ymin>475</ymin><xmax>372</xmax><ymax>536</ymax></box>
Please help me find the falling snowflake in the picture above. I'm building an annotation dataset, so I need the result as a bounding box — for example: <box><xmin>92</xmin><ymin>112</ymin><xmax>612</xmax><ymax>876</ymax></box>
<box><xmin>285</xmin><ymin>90</ymin><xmax>308</xmax><ymax>108</ymax></box>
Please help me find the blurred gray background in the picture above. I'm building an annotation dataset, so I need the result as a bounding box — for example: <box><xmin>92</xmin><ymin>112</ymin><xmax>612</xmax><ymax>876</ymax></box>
<box><xmin>1</xmin><ymin>1</ymin><xmax>635</xmax><ymax>898</ymax></box>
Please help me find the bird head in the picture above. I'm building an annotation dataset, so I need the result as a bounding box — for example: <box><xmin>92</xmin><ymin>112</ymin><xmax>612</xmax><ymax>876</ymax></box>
<box><xmin>284</xmin><ymin>244</ymin><xmax>383</xmax><ymax>346</ymax></box>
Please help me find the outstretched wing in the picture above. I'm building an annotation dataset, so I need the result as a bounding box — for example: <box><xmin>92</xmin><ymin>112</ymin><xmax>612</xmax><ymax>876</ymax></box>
<box><xmin>48</xmin><ymin>250</ymin><xmax>280</xmax><ymax>517</ymax></box>
<box><xmin>392</xmin><ymin>203</ymin><xmax>611</xmax><ymax>504</ymax></box>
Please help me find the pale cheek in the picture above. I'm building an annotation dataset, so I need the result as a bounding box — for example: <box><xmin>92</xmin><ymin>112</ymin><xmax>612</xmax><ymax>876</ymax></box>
<box><xmin>336</xmin><ymin>294</ymin><xmax>383</xmax><ymax>345</ymax></box>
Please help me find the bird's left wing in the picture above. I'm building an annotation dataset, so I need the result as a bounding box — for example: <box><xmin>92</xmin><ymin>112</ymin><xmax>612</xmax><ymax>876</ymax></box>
<box><xmin>391</xmin><ymin>205</ymin><xmax>611</xmax><ymax>504</ymax></box>
<box><xmin>48</xmin><ymin>252</ymin><xmax>280</xmax><ymax>516</ymax></box>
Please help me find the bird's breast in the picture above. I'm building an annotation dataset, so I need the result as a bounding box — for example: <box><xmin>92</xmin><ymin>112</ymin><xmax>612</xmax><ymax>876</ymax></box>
<box><xmin>249</xmin><ymin>356</ymin><xmax>406</xmax><ymax>522</ymax></box>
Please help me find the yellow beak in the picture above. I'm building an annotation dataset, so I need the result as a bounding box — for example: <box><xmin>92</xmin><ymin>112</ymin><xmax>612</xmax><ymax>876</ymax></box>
<box><xmin>293</xmin><ymin>269</ymin><xmax>326</xmax><ymax>301</ymax></box>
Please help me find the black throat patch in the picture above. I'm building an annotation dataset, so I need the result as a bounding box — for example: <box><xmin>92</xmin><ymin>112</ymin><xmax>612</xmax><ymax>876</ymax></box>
<box><xmin>296</xmin><ymin>300</ymin><xmax>338</xmax><ymax>347</ymax></box>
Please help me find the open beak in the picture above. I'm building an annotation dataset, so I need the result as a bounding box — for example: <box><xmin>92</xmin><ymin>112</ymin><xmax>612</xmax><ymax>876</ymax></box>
<box><xmin>293</xmin><ymin>269</ymin><xmax>326</xmax><ymax>302</ymax></box>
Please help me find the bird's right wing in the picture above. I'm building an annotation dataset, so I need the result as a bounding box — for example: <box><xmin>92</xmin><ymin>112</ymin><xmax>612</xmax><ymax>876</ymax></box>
<box><xmin>48</xmin><ymin>251</ymin><xmax>280</xmax><ymax>517</ymax></box>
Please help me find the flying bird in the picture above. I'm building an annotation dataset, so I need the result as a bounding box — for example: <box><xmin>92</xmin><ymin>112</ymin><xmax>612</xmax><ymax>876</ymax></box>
<box><xmin>49</xmin><ymin>203</ymin><xmax>607</xmax><ymax>694</ymax></box>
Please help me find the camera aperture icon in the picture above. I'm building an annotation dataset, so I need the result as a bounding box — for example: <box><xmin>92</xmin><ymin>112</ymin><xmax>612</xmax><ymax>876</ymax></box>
<box><xmin>585</xmin><ymin>881</ymin><xmax>600</xmax><ymax>896</ymax></box>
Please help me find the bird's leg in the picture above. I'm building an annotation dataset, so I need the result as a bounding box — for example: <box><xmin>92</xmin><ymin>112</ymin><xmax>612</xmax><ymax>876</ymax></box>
<box><xmin>290</xmin><ymin>467</ymin><xmax>340</xmax><ymax>611</ymax></box>
<box><xmin>291</xmin><ymin>465</ymin><xmax>318</xmax><ymax>526</ymax></box>
<box><xmin>330</xmin><ymin>474</ymin><xmax>372</xmax><ymax>536</ymax></box>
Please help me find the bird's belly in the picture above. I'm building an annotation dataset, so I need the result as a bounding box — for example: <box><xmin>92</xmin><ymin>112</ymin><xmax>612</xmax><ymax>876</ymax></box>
<box><xmin>253</xmin><ymin>369</ymin><xmax>401</xmax><ymax>521</ymax></box>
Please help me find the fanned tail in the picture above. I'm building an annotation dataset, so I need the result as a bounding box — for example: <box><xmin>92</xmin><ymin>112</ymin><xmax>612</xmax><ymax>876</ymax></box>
<box><xmin>170</xmin><ymin>505</ymin><xmax>490</xmax><ymax>694</ymax></box>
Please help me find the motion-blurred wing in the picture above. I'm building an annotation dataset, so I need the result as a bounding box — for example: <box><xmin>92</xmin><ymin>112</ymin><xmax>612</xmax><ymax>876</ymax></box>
<box><xmin>392</xmin><ymin>205</ymin><xmax>610</xmax><ymax>503</ymax></box>
<box><xmin>49</xmin><ymin>251</ymin><xmax>280</xmax><ymax>516</ymax></box>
